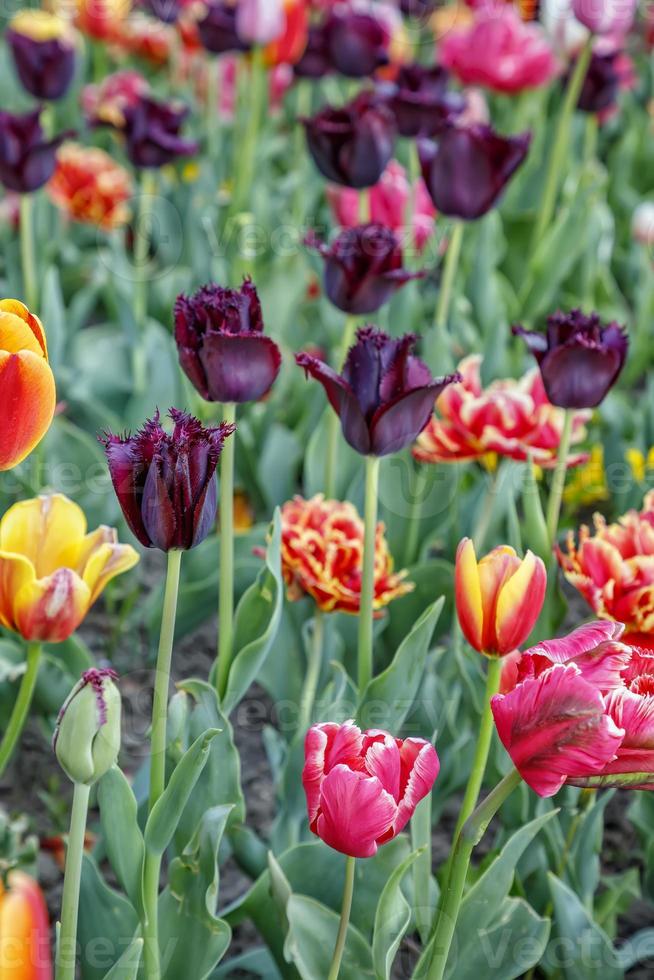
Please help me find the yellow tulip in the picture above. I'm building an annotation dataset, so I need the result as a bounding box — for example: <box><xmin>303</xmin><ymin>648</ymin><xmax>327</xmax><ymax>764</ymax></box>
<box><xmin>0</xmin><ymin>493</ymin><xmax>139</xmax><ymax>642</ymax></box>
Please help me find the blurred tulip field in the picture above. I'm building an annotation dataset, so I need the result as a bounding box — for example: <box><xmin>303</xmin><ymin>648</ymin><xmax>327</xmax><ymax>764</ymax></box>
<box><xmin>1</xmin><ymin>0</ymin><xmax>654</xmax><ymax>978</ymax></box>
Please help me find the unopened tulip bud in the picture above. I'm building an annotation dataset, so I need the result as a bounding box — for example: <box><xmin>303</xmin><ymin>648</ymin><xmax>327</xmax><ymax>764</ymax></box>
<box><xmin>53</xmin><ymin>669</ymin><xmax>121</xmax><ymax>785</ymax></box>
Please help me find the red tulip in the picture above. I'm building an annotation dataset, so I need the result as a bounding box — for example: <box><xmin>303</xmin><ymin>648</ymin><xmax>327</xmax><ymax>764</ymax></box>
<box><xmin>303</xmin><ymin>720</ymin><xmax>439</xmax><ymax>858</ymax></box>
<box><xmin>0</xmin><ymin>870</ymin><xmax>52</xmax><ymax>979</ymax></box>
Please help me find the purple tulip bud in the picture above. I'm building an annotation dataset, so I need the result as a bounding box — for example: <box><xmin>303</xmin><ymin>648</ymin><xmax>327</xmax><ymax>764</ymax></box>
<box><xmin>6</xmin><ymin>13</ymin><xmax>77</xmax><ymax>102</ymax></box>
<box><xmin>0</xmin><ymin>108</ymin><xmax>74</xmax><ymax>194</ymax></box>
<box><xmin>513</xmin><ymin>310</ymin><xmax>628</xmax><ymax>409</ymax></box>
<box><xmin>296</xmin><ymin>326</ymin><xmax>461</xmax><ymax>457</ymax></box>
<box><xmin>294</xmin><ymin>25</ymin><xmax>332</xmax><ymax>79</ymax></box>
<box><xmin>174</xmin><ymin>278</ymin><xmax>282</xmax><ymax>404</ymax></box>
<box><xmin>118</xmin><ymin>95</ymin><xmax>199</xmax><ymax>169</ymax></box>
<box><xmin>377</xmin><ymin>64</ymin><xmax>466</xmax><ymax>138</ymax></box>
<box><xmin>572</xmin><ymin>0</ymin><xmax>636</xmax><ymax>36</ymax></box>
<box><xmin>323</xmin><ymin>10</ymin><xmax>390</xmax><ymax>78</ymax></box>
<box><xmin>418</xmin><ymin>123</ymin><xmax>531</xmax><ymax>221</ymax></box>
<box><xmin>101</xmin><ymin>409</ymin><xmax>235</xmax><ymax>551</ymax></box>
<box><xmin>573</xmin><ymin>48</ymin><xmax>622</xmax><ymax>113</ymax></box>
<box><xmin>141</xmin><ymin>0</ymin><xmax>183</xmax><ymax>25</ymax></box>
<box><xmin>305</xmin><ymin>224</ymin><xmax>423</xmax><ymax>315</ymax></box>
<box><xmin>197</xmin><ymin>1</ymin><xmax>250</xmax><ymax>54</ymax></box>
<box><xmin>303</xmin><ymin>92</ymin><xmax>396</xmax><ymax>190</ymax></box>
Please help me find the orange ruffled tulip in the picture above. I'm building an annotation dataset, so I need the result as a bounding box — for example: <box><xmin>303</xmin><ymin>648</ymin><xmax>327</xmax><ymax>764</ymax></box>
<box><xmin>0</xmin><ymin>300</ymin><xmax>56</xmax><ymax>471</ymax></box>
<box><xmin>0</xmin><ymin>493</ymin><xmax>139</xmax><ymax>642</ymax></box>
<box><xmin>0</xmin><ymin>871</ymin><xmax>52</xmax><ymax>979</ymax></box>
<box><xmin>48</xmin><ymin>142</ymin><xmax>133</xmax><ymax>230</ymax></box>
<box><xmin>278</xmin><ymin>494</ymin><xmax>413</xmax><ymax>615</ymax></box>
<box><xmin>455</xmin><ymin>537</ymin><xmax>547</xmax><ymax>656</ymax></box>
<box><xmin>558</xmin><ymin>491</ymin><xmax>654</xmax><ymax>647</ymax></box>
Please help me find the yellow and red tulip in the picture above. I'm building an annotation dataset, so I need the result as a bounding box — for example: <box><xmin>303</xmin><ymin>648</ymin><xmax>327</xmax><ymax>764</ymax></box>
<box><xmin>0</xmin><ymin>493</ymin><xmax>139</xmax><ymax>642</ymax></box>
<box><xmin>0</xmin><ymin>870</ymin><xmax>52</xmax><ymax>979</ymax></box>
<box><xmin>0</xmin><ymin>300</ymin><xmax>56</xmax><ymax>472</ymax></box>
<box><xmin>455</xmin><ymin>537</ymin><xmax>547</xmax><ymax>656</ymax></box>
<box><xmin>47</xmin><ymin>143</ymin><xmax>133</xmax><ymax>230</ymax></box>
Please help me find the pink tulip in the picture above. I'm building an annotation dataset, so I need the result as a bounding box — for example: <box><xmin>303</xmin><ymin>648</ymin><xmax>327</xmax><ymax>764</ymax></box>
<box><xmin>303</xmin><ymin>721</ymin><xmax>439</xmax><ymax>858</ymax></box>
<box><xmin>326</xmin><ymin>160</ymin><xmax>437</xmax><ymax>254</ymax></box>
<box><xmin>439</xmin><ymin>6</ymin><xmax>559</xmax><ymax>94</ymax></box>
<box><xmin>236</xmin><ymin>0</ymin><xmax>286</xmax><ymax>45</ymax></box>
<box><xmin>572</xmin><ymin>0</ymin><xmax>637</xmax><ymax>36</ymax></box>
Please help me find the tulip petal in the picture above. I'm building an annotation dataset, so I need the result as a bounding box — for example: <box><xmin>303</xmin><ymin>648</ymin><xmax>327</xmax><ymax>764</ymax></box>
<box><xmin>0</xmin><ymin>309</ymin><xmax>46</xmax><ymax>356</ymax></box>
<box><xmin>523</xmin><ymin>621</ymin><xmax>630</xmax><ymax>691</ymax></box>
<box><xmin>393</xmin><ymin>738</ymin><xmax>440</xmax><ymax>835</ymax></box>
<box><xmin>0</xmin><ymin>299</ymin><xmax>47</xmax><ymax>356</ymax></box>
<box><xmin>13</xmin><ymin>566</ymin><xmax>91</xmax><ymax>642</ymax></box>
<box><xmin>365</xmin><ymin>735</ymin><xmax>401</xmax><ymax>800</ymax></box>
<box><xmin>0</xmin><ymin>551</ymin><xmax>35</xmax><ymax>632</ymax></box>
<box><xmin>455</xmin><ymin>537</ymin><xmax>484</xmax><ymax>653</ymax></box>
<box><xmin>198</xmin><ymin>333</ymin><xmax>282</xmax><ymax>404</ymax></box>
<box><xmin>491</xmin><ymin>664</ymin><xmax>624</xmax><ymax>797</ymax></box>
<box><xmin>295</xmin><ymin>352</ymin><xmax>371</xmax><ymax>454</ymax></box>
<box><xmin>0</xmin><ymin>871</ymin><xmax>52</xmax><ymax>980</ymax></box>
<box><xmin>302</xmin><ymin>721</ymin><xmax>364</xmax><ymax>827</ymax></box>
<box><xmin>316</xmin><ymin>765</ymin><xmax>397</xmax><ymax>858</ymax></box>
<box><xmin>495</xmin><ymin>550</ymin><xmax>547</xmax><ymax>653</ymax></box>
<box><xmin>0</xmin><ymin>351</ymin><xmax>56</xmax><ymax>471</ymax></box>
<box><xmin>0</xmin><ymin>493</ymin><xmax>86</xmax><ymax>576</ymax></box>
<box><xmin>80</xmin><ymin>533</ymin><xmax>139</xmax><ymax>604</ymax></box>
<box><xmin>369</xmin><ymin>382</ymin><xmax>454</xmax><ymax>457</ymax></box>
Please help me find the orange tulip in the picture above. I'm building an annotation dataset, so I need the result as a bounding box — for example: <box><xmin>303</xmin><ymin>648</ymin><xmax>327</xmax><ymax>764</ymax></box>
<box><xmin>455</xmin><ymin>537</ymin><xmax>547</xmax><ymax>656</ymax></box>
<box><xmin>0</xmin><ymin>301</ymin><xmax>56</xmax><ymax>472</ymax></box>
<box><xmin>0</xmin><ymin>871</ymin><xmax>52</xmax><ymax>979</ymax></box>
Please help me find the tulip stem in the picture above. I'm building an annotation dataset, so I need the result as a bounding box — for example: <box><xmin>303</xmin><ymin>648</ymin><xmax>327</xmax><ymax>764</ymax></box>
<box><xmin>0</xmin><ymin>641</ymin><xmax>42</xmax><ymax>779</ymax></box>
<box><xmin>451</xmin><ymin>657</ymin><xmax>502</xmax><ymax>842</ymax></box>
<box><xmin>435</xmin><ymin>221</ymin><xmax>464</xmax><ymax>332</ymax></box>
<box><xmin>426</xmin><ymin>769</ymin><xmax>522</xmax><ymax>980</ymax></box>
<box><xmin>546</xmin><ymin>409</ymin><xmax>574</xmax><ymax>545</ymax></box>
<box><xmin>207</xmin><ymin>56</ymin><xmax>220</xmax><ymax>161</ymax></box>
<box><xmin>325</xmin><ymin>315</ymin><xmax>358</xmax><ymax>497</ymax></box>
<box><xmin>358</xmin><ymin>455</ymin><xmax>380</xmax><ymax>692</ymax></box>
<box><xmin>19</xmin><ymin>193</ymin><xmax>38</xmax><ymax>311</ymax></box>
<box><xmin>327</xmin><ymin>856</ymin><xmax>356</xmax><ymax>980</ymax></box>
<box><xmin>531</xmin><ymin>36</ymin><xmax>593</xmax><ymax>253</ymax></box>
<box><xmin>217</xmin><ymin>401</ymin><xmax>237</xmax><ymax>700</ymax></box>
<box><xmin>298</xmin><ymin>610</ymin><xmax>324</xmax><ymax>735</ymax></box>
<box><xmin>232</xmin><ymin>46</ymin><xmax>267</xmax><ymax>215</ymax></box>
<box><xmin>56</xmin><ymin>781</ymin><xmax>91</xmax><ymax>980</ymax></box>
<box><xmin>133</xmin><ymin>169</ymin><xmax>157</xmax><ymax>393</ymax></box>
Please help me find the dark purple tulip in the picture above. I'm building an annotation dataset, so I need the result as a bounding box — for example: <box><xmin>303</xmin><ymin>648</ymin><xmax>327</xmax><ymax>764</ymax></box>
<box><xmin>141</xmin><ymin>0</ymin><xmax>183</xmax><ymax>24</ymax></box>
<box><xmin>418</xmin><ymin>123</ymin><xmax>531</xmax><ymax>220</ymax></box>
<box><xmin>296</xmin><ymin>326</ymin><xmax>461</xmax><ymax>457</ymax></box>
<box><xmin>197</xmin><ymin>1</ymin><xmax>250</xmax><ymax>54</ymax></box>
<box><xmin>294</xmin><ymin>25</ymin><xmax>332</xmax><ymax>79</ymax></box>
<box><xmin>400</xmin><ymin>0</ymin><xmax>437</xmax><ymax>15</ymax></box>
<box><xmin>119</xmin><ymin>95</ymin><xmax>198</xmax><ymax>169</ymax></box>
<box><xmin>575</xmin><ymin>49</ymin><xmax>622</xmax><ymax>114</ymax></box>
<box><xmin>305</xmin><ymin>225</ymin><xmax>423</xmax><ymax>315</ymax></box>
<box><xmin>101</xmin><ymin>409</ymin><xmax>235</xmax><ymax>551</ymax></box>
<box><xmin>6</xmin><ymin>22</ymin><xmax>77</xmax><ymax>101</ymax></box>
<box><xmin>513</xmin><ymin>310</ymin><xmax>628</xmax><ymax>409</ymax></box>
<box><xmin>323</xmin><ymin>10</ymin><xmax>389</xmax><ymax>78</ymax></box>
<box><xmin>377</xmin><ymin>64</ymin><xmax>466</xmax><ymax>138</ymax></box>
<box><xmin>303</xmin><ymin>92</ymin><xmax>396</xmax><ymax>190</ymax></box>
<box><xmin>0</xmin><ymin>108</ymin><xmax>74</xmax><ymax>194</ymax></box>
<box><xmin>174</xmin><ymin>278</ymin><xmax>282</xmax><ymax>404</ymax></box>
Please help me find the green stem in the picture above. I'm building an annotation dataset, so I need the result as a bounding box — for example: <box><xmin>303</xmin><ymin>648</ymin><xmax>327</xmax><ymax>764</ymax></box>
<box><xmin>472</xmin><ymin>467</ymin><xmax>500</xmax><ymax>553</ymax></box>
<box><xmin>427</xmin><ymin>770</ymin><xmax>522</xmax><ymax>980</ymax></box>
<box><xmin>55</xmin><ymin>781</ymin><xmax>91</xmax><ymax>980</ymax></box>
<box><xmin>298</xmin><ymin>610</ymin><xmax>324</xmax><ymax>734</ymax></box>
<box><xmin>232</xmin><ymin>47</ymin><xmax>267</xmax><ymax>215</ymax></box>
<box><xmin>217</xmin><ymin>402</ymin><xmax>237</xmax><ymax>700</ymax></box>
<box><xmin>20</xmin><ymin>194</ymin><xmax>38</xmax><ymax>311</ymax></box>
<box><xmin>325</xmin><ymin>315</ymin><xmax>358</xmax><ymax>498</ymax></box>
<box><xmin>357</xmin><ymin>456</ymin><xmax>381</xmax><ymax>692</ymax></box>
<box><xmin>435</xmin><ymin>221</ymin><xmax>464</xmax><ymax>332</ymax></box>
<box><xmin>327</xmin><ymin>856</ymin><xmax>356</xmax><ymax>980</ymax></box>
<box><xmin>530</xmin><ymin>36</ymin><xmax>594</xmax><ymax>252</ymax></box>
<box><xmin>412</xmin><ymin>794</ymin><xmax>433</xmax><ymax>945</ymax></box>
<box><xmin>142</xmin><ymin>851</ymin><xmax>162</xmax><ymax>980</ymax></box>
<box><xmin>0</xmin><ymin>642</ymin><xmax>42</xmax><ymax>778</ymax></box>
<box><xmin>451</xmin><ymin>657</ymin><xmax>502</xmax><ymax>842</ymax></box>
<box><xmin>133</xmin><ymin>168</ymin><xmax>157</xmax><ymax>392</ymax></box>
<box><xmin>206</xmin><ymin>57</ymin><xmax>220</xmax><ymax>160</ymax></box>
<box><xmin>403</xmin><ymin>462</ymin><xmax>429</xmax><ymax>568</ymax></box>
<box><xmin>546</xmin><ymin>409</ymin><xmax>574</xmax><ymax>545</ymax></box>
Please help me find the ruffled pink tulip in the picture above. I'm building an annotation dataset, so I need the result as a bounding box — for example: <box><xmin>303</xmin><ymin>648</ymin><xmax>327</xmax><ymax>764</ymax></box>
<box><xmin>303</xmin><ymin>721</ymin><xmax>439</xmax><ymax>858</ymax></box>
<box><xmin>439</xmin><ymin>6</ymin><xmax>559</xmax><ymax>93</ymax></box>
<box><xmin>493</xmin><ymin>621</ymin><xmax>654</xmax><ymax>795</ymax></box>
<box><xmin>326</xmin><ymin>159</ymin><xmax>436</xmax><ymax>254</ymax></box>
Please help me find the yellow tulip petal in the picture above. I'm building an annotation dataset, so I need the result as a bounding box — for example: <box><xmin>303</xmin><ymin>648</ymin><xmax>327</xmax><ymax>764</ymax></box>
<box><xmin>80</xmin><ymin>533</ymin><xmax>139</xmax><ymax>604</ymax></box>
<box><xmin>0</xmin><ymin>494</ymin><xmax>87</xmax><ymax>576</ymax></box>
<box><xmin>454</xmin><ymin>538</ymin><xmax>484</xmax><ymax>652</ymax></box>
<box><xmin>0</xmin><ymin>299</ymin><xmax>48</xmax><ymax>358</ymax></box>
<box><xmin>496</xmin><ymin>551</ymin><xmax>547</xmax><ymax>653</ymax></box>
<box><xmin>0</xmin><ymin>351</ymin><xmax>56</xmax><ymax>471</ymax></box>
<box><xmin>13</xmin><ymin>567</ymin><xmax>91</xmax><ymax>643</ymax></box>
<box><xmin>0</xmin><ymin>551</ymin><xmax>35</xmax><ymax>633</ymax></box>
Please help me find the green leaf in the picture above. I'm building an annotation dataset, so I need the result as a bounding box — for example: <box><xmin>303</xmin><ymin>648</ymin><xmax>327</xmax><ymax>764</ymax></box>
<box><xmin>97</xmin><ymin>767</ymin><xmax>145</xmax><ymax>913</ymax></box>
<box><xmin>144</xmin><ymin>728</ymin><xmax>219</xmax><ymax>856</ymax></box>
<box><xmin>445</xmin><ymin>897</ymin><xmax>550</xmax><ymax>980</ymax></box>
<box><xmin>616</xmin><ymin>928</ymin><xmax>654</xmax><ymax>971</ymax></box>
<box><xmin>221</xmin><ymin>509</ymin><xmax>284</xmax><ymax>714</ymax></box>
<box><xmin>101</xmin><ymin>938</ymin><xmax>143</xmax><ymax>979</ymax></box>
<box><xmin>78</xmin><ymin>855</ymin><xmax>139</xmax><ymax>980</ymax></box>
<box><xmin>211</xmin><ymin>947</ymin><xmax>283</xmax><ymax>978</ymax></box>
<box><xmin>284</xmin><ymin>894</ymin><xmax>374</xmax><ymax>980</ymax></box>
<box><xmin>546</xmin><ymin>873</ymin><xmax>622</xmax><ymax>979</ymax></box>
<box><xmin>358</xmin><ymin>598</ymin><xmax>443</xmax><ymax>731</ymax></box>
<box><xmin>372</xmin><ymin>848</ymin><xmax>423</xmax><ymax>980</ymax></box>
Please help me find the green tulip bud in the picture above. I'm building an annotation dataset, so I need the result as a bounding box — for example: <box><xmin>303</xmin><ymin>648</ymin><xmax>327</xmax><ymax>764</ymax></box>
<box><xmin>53</xmin><ymin>668</ymin><xmax>121</xmax><ymax>785</ymax></box>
